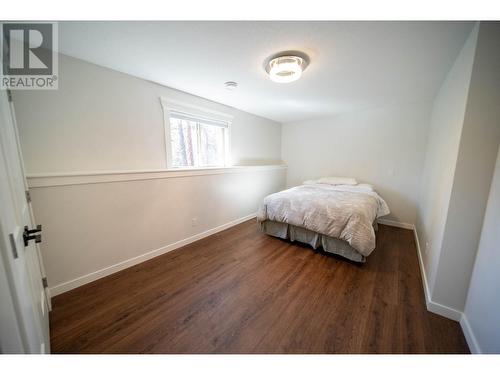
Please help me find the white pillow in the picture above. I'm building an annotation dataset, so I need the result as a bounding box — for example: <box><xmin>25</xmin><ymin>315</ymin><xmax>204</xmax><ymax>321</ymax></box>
<box><xmin>302</xmin><ymin>179</ymin><xmax>318</xmax><ymax>185</ymax></box>
<box><xmin>316</xmin><ymin>177</ymin><xmax>358</xmax><ymax>186</ymax></box>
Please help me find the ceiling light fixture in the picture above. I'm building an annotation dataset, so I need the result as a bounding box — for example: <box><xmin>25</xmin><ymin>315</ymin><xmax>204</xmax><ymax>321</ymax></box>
<box><xmin>266</xmin><ymin>54</ymin><xmax>309</xmax><ymax>83</ymax></box>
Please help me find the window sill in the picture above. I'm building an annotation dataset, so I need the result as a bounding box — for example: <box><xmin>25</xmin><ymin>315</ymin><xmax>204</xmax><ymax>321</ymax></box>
<box><xmin>26</xmin><ymin>164</ymin><xmax>287</xmax><ymax>188</ymax></box>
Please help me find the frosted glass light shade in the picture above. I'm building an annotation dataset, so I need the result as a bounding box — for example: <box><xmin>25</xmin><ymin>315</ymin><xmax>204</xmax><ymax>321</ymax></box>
<box><xmin>268</xmin><ymin>55</ymin><xmax>304</xmax><ymax>83</ymax></box>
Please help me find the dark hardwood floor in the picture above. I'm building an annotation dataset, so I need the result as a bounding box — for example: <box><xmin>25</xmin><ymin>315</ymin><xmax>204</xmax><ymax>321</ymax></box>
<box><xmin>49</xmin><ymin>220</ymin><xmax>469</xmax><ymax>353</ymax></box>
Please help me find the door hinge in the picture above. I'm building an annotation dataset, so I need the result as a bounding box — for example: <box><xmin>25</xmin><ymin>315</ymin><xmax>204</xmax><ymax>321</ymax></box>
<box><xmin>42</xmin><ymin>277</ymin><xmax>48</xmax><ymax>289</ymax></box>
<box><xmin>25</xmin><ymin>190</ymin><xmax>31</xmax><ymax>203</ymax></box>
<box><xmin>7</xmin><ymin>89</ymin><xmax>13</xmax><ymax>102</ymax></box>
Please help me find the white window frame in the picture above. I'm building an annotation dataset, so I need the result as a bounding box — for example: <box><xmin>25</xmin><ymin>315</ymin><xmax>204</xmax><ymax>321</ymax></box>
<box><xmin>160</xmin><ymin>98</ymin><xmax>233</xmax><ymax>169</ymax></box>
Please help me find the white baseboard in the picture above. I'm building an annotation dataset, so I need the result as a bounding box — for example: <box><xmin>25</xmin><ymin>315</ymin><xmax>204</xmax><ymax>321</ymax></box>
<box><xmin>413</xmin><ymin>224</ymin><xmax>483</xmax><ymax>353</ymax></box>
<box><xmin>427</xmin><ymin>300</ymin><xmax>463</xmax><ymax>321</ymax></box>
<box><xmin>377</xmin><ymin>218</ymin><xmax>414</xmax><ymax>230</ymax></box>
<box><xmin>412</xmin><ymin>225</ymin><xmax>463</xmax><ymax>322</ymax></box>
<box><xmin>460</xmin><ymin>314</ymin><xmax>482</xmax><ymax>354</ymax></box>
<box><xmin>412</xmin><ymin>225</ymin><xmax>432</xmax><ymax>309</ymax></box>
<box><xmin>49</xmin><ymin>213</ymin><xmax>257</xmax><ymax>296</ymax></box>
<box><xmin>377</xmin><ymin>219</ymin><xmax>446</xmax><ymax>320</ymax></box>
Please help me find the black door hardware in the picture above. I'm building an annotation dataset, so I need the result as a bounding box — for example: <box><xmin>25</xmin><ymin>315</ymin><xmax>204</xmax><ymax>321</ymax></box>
<box><xmin>23</xmin><ymin>225</ymin><xmax>42</xmax><ymax>246</ymax></box>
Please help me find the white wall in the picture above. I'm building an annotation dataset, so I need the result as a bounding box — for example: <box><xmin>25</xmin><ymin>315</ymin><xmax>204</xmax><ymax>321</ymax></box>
<box><xmin>282</xmin><ymin>100</ymin><xmax>431</xmax><ymax>224</ymax></box>
<box><xmin>416</xmin><ymin>25</ymin><xmax>478</xmax><ymax>293</ymax></box>
<box><xmin>432</xmin><ymin>22</ymin><xmax>500</xmax><ymax>311</ymax></box>
<box><xmin>28</xmin><ymin>167</ymin><xmax>285</xmax><ymax>295</ymax></box>
<box><xmin>13</xmin><ymin>53</ymin><xmax>282</xmax><ymax>174</ymax></box>
<box><xmin>13</xmin><ymin>52</ymin><xmax>286</xmax><ymax>294</ymax></box>
<box><xmin>463</xmin><ymin>147</ymin><xmax>500</xmax><ymax>353</ymax></box>
<box><xmin>416</xmin><ymin>22</ymin><xmax>500</xmax><ymax>321</ymax></box>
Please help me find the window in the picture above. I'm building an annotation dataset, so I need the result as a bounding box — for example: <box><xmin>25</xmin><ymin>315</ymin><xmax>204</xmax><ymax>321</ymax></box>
<box><xmin>161</xmin><ymin>99</ymin><xmax>232</xmax><ymax>169</ymax></box>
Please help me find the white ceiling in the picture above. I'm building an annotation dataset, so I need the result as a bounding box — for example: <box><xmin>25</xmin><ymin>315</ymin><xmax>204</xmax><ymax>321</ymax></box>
<box><xmin>58</xmin><ymin>21</ymin><xmax>474</xmax><ymax>123</ymax></box>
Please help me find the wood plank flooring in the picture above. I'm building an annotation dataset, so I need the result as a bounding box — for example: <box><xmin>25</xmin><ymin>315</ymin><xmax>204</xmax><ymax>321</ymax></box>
<box><xmin>49</xmin><ymin>221</ymin><xmax>469</xmax><ymax>353</ymax></box>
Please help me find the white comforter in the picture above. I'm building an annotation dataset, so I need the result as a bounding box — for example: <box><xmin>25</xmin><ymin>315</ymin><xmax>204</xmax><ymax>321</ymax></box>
<box><xmin>257</xmin><ymin>184</ymin><xmax>390</xmax><ymax>256</ymax></box>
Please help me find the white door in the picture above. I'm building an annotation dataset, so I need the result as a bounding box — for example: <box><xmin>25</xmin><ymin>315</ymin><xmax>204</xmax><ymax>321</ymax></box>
<box><xmin>0</xmin><ymin>88</ymin><xmax>50</xmax><ymax>354</ymax></box>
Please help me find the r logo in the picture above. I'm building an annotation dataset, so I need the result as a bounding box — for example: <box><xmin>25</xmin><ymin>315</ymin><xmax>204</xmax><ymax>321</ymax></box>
<box><xmin>3</xmin><ymin>23</ymin><xmax>53</xmax><ymax>75</ymax></box>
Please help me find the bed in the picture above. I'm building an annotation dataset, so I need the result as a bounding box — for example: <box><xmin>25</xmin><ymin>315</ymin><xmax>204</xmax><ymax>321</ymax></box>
<box><xmin>257</xmin><ymin>180</ymin><xmax>390</xmax><ymax>262</ymax></box>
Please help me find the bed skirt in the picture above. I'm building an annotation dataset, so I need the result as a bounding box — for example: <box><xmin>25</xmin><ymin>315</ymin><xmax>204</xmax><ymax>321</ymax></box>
<box><xmin>259</xmin><ymin>220</ymin><xmax>376</xmax><ymax>263</ymax></box>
